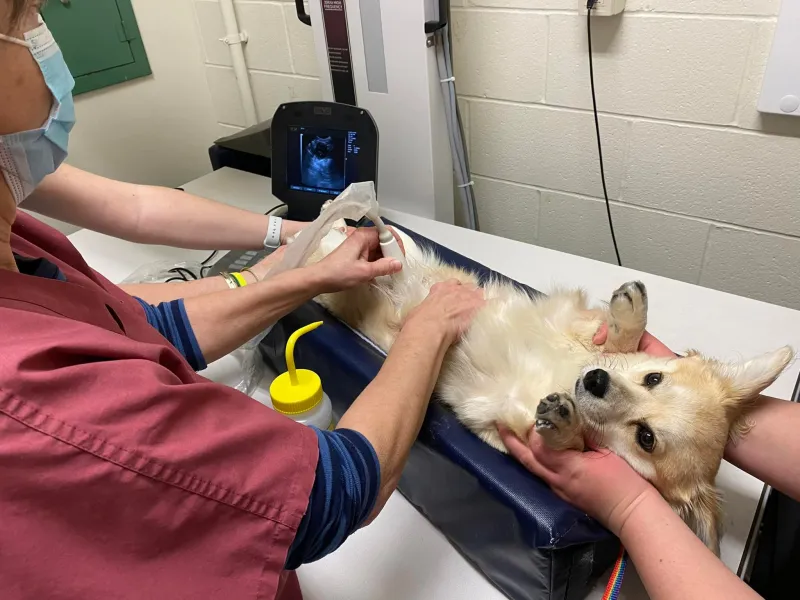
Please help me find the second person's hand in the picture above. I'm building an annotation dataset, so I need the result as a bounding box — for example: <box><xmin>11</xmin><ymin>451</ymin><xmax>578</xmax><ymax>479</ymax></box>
<box><xmin>593</xmin><ymin>324</ymin><xmax>676</xmax><ymax>358</ymax></box>
<box><xmin>497</xmin><ymin>426</ymin><xmax>658</xmax><ymax>537</ymax></box>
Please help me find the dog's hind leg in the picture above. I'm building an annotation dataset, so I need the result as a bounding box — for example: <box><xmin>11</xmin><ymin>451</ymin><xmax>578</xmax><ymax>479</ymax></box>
<box><xmin>603</xmin><ymin>281</ymin><xmax>648</xmax><ymax>353</ymax></box>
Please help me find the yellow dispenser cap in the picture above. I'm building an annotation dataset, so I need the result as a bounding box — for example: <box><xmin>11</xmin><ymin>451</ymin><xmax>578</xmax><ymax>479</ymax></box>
<box><xmin>270</xmin><ymin>321</ymin><xmax>324</xmax><ymax>415</ymax></box>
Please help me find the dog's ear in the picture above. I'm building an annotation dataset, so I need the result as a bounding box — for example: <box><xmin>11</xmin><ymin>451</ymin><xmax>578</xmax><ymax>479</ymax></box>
<box><xmin>673</xmin><ymin>483</ymin><xmax>723</xmax><ymax>556</ymax></box>
<box><xmin>713</xmin><ymin>346</ymin><xmax>794</xmax><ymax>404</ymax></box>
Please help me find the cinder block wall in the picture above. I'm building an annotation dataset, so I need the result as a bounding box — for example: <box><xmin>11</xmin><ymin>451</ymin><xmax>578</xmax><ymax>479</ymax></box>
<box><xmin>193</xmin><ymin>0</ymin><xmax>322</xmax><ymax>139</ymax></box>
<box><xmin>193</xmin><ymin>0</ymin><xmax>800</xmax><ymax>310</ymax></box>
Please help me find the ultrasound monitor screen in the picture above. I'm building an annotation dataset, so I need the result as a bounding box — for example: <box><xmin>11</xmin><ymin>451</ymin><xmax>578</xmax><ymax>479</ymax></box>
<box><xmin>286</xmin><ymin>126</ymin><xmax>360</xmax><ymax>196</ymax></box>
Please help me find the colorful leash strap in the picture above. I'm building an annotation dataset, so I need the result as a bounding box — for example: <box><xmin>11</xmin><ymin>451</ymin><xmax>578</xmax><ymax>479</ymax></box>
<box><xmin>602</xmin><ymin>546</ymin><xmax>628</xmax><ymax>600</ymax></box>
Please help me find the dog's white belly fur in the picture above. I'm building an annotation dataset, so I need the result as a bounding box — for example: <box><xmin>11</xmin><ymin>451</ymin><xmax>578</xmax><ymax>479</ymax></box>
<box><xmin>313</xmin><ymin>227</ymin><xmax>606</xmax><ymax>450</ymax></box>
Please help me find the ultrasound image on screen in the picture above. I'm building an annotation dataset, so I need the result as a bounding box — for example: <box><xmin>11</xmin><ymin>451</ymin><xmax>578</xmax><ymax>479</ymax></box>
<box><xmin>301</xmin><ymin>133</ymin><xmax>345</xmax><ymax>191</ymax></box>
<box><xmin>287</xmin><ymin>126</ymin><xmax>358</xmax><ymax>196</ymax></box>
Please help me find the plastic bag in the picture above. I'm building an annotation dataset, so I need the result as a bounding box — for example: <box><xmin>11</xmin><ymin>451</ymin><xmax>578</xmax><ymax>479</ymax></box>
<box><xmin>122</xmin><ymin>259</ymin><xmax>265</xmax><ymax>396</ymax></box>
<box><xmin>120</xmin><ymin>260</ymin><xmax>205</xmax><ymax>285</ymax></box>
<box><xmin>241</xmin><ymin>181</ymin><xmax>379</xmax><ymax>347</ymax></box>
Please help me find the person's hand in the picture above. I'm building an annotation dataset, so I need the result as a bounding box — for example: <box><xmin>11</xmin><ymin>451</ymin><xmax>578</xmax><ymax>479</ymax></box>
<box><xmin>404</xmin><ymin>279</ymin><xmax>486</xmax><ymax>346</ymax></box>
<box><xmin>498</xmin><ymin>426</ymin><xmax>658</xmax><ymax>536</ymax></box>
<box><xmin>343</xmin><ymin>225</ymin><xmax>407</xmax><ymax>258</ymax></box>
<box><xmin>248</xmin><ymin>245</ymin><xmax>287</xmax><ymax>282</ymax></box>
<box><xmin>593</xmin><ymin>324</ymin><xmax>675</xmax><ymax>358</ymax></box>
<box><xmin>309</xmin><ymin>228</ymin><xmax>403</xmax><ymax>293</ymax></box>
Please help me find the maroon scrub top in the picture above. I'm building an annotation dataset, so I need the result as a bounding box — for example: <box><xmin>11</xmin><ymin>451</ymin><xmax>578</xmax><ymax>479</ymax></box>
<box><xmin>0</xmin><ymin>212</ymin><xmax>318</xmax><ymax>599</ymax></box>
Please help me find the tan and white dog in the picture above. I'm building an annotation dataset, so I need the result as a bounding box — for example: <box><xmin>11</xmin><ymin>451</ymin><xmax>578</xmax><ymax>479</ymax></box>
<box><xmin>306</xmin><ymin>220</ymin><xmax>793</xmax><ymax>555</ymax></box>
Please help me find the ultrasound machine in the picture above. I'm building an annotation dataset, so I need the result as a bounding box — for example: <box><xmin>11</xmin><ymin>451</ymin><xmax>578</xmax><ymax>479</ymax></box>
<box><xmin>207</xmin><ymin>100</ymin><xmax>379</xmax><ymax>275</ymax></box>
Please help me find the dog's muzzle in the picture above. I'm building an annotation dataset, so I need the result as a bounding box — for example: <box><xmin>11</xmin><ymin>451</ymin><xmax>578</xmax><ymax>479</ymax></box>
<box><xmin>583</xmin><ymin>369</ymin><xmax>609</xmax><ymax>398</ymax></box>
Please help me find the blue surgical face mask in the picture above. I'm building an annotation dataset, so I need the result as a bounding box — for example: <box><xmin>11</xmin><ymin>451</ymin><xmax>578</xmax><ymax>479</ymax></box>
<box><xmin>0</xmin><ymin>18</ymin><xmax>75</xmax><ymax>205</ymax></box>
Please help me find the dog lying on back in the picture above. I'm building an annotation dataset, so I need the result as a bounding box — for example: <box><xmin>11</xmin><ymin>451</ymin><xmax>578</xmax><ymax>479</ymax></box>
<box><xmin>305</xmin><ymin>221</ymin><xmax>793</xmax><ymax>555</ymax></box>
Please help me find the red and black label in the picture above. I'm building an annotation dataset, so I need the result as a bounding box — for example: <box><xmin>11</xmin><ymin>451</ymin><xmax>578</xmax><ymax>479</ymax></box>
<box><xmin>321</xmin><ymin>0</ymin><xmax>357</xmax><ymax>106</ymax></box>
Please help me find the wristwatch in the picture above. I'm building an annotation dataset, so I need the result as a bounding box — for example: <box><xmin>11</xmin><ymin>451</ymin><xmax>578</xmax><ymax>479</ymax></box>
<box><xmin>263</xmin><ymin>215</ymin><xmax>283</xmax><ymax>249</ymax></box>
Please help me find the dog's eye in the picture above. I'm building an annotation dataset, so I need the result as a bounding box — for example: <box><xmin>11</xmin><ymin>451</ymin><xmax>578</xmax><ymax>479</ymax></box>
<box><xmin>636</xmin><ymin>424</ymin><xmax>656</xmax><ymax>453</ymax></box>
<box><xmin>643</xmin><ymin>372</ymin><xmax>663</xmax><ymax>387</ymax></box>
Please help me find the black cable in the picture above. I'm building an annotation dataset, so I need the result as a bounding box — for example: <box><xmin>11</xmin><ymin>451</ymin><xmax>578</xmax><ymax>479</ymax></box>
<box><xmin>587</xmin><ymin>4</ymin><xmax>622</xmax><ymax>267</ymax></box>
<box><xmin>168</xmin><ymin>266</ymin><xmax>198</xmax><ymax>281</ymax></box>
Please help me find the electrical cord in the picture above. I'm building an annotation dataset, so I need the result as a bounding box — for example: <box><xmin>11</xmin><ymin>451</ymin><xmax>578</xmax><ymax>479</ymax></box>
<box><xmin>168</xmin><ymin>266</ymin><xmax>198</xmax><ymax>281</ymax></box>
<box><xmin>587</xmin><ymin>1</ymin><xmax>622</xmax><ymax>267</ymax></box>
<box><xmin>199</xmin><ymin>250</ymin><xmax>219</xmax><ymax>277</ymax></box>
<box><xmin>434</xmin><ymin>17</ymin><xmax>479</xmax><ymax>231</ymax></box>
<box><xmin>266</xmin><ymin>203</ymin><xmax>287</xmax><ymax>216</ymax></box>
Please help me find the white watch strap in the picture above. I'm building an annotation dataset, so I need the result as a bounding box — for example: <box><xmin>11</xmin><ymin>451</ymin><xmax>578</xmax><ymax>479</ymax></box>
<box><xmin>263</xmin><ymin>215</ymin><xmax>283</xmax><ymax>249</ymax></box>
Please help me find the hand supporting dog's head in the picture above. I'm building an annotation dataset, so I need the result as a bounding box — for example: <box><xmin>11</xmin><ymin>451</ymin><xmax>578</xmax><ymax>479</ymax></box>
<box><xmin>575</xmin><ymin>346</ymin><xmax>794</xmax><ymax>554</ymax></box>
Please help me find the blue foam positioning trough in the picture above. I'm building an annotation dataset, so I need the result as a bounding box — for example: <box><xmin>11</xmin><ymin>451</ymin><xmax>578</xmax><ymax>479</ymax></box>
<box><xmin>259</xmin><ymin>220</ymin><xmax>621</xmax><ymax>600</ymax></box>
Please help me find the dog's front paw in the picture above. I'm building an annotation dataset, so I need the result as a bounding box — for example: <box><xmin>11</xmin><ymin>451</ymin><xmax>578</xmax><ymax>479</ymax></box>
<box><xmin>535</xmin><ymin>393</ymin><xmax>584</xmax><ymax>451</ymax></box>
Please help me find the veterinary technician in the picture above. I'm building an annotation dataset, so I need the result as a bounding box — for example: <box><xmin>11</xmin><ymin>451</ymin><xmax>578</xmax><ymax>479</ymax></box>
<box><xmin>500</xmin><ymin>328</ymin><xmax>800</xmax><ymax>600</ymax></box>
<box><xmin>0</xmin><ymin>2</ymin><xmax>485</xmax><ymax>598</ymax></box>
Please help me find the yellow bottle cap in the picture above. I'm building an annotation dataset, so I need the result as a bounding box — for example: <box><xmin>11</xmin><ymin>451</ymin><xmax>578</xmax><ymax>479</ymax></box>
<box><xmin>270</xmin><ymin>321</ymin><xmax>324</xmax><ymax>415</ymax></box>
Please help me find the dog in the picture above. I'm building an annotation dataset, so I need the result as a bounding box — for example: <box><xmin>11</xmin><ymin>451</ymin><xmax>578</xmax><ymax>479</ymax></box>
<box><xmin>305</xmin><ymin>220</ymin><xmax>793</xmax><ymax>555</ymax></box>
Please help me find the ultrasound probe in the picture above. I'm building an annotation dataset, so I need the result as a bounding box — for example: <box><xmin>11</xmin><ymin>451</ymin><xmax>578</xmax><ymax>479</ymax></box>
<box><xmin>365</xmin><ymin>210</ymin><xmax>406</xmax><ymax>266</ymax></box>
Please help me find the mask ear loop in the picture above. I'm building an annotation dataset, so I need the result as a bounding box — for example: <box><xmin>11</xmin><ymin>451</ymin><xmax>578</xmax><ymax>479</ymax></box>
<box><xmin>0</xmin><ymin>33</ymin><xmax>32</xmax><ymax>48</ymax></box>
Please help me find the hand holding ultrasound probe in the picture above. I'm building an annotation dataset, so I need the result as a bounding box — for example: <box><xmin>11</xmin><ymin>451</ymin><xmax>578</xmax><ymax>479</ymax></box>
<box><xmin>292</xmin><ymin>125</ymin><xmax>405</xmax><ymax>265</ymax></box>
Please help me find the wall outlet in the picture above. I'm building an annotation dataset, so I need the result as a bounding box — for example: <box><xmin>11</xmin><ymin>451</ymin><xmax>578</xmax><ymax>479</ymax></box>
<box><xmin>580</xmin><ymin>0</ymin><xmax>626</xmax><ymax>16</ymax></box>
<box><xmin>758</xmin><ymin>0</ymin><xmax>800</xmax><ymax>117</ymax></box>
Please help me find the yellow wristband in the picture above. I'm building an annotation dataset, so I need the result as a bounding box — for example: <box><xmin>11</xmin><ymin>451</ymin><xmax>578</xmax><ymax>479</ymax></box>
<box><xmin>230</xmin><ymin>272</ymin><xmax>248</xmax><ymax>288</ymax></box>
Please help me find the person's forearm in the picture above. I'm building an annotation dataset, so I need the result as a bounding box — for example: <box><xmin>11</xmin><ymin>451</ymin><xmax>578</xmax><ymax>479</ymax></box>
<box><xmin>620</xmin><ymin>491</ymin><xmax>760</xmax><ymax>600</ymax></box>
<box><xmin>24</xmin><ymin>164</ymin><xmax>306</xmax><ymax>249</ymax></box>
<box><xmin>336</xmin><ymin>323</ymin><xmax>450</xmax><ymax>521</ymax></box>
<box><xmin>133</xmin><ymin>184</ymin><xmax>306</xmax><ymax>249</ymax></box>
<box><xmin>120</xmin><ymin>275</ymin><xmax>239</xmax><ymax>304</ymax></box>
<box><xmin>183</xmin><ymin>267</ymin><xmax>324</xmax><ymax>363</ymax></box>
<box><xmin>725</xmin><ymin>395</ymin><xmax>800</xmax><ymax>501</ymax></box>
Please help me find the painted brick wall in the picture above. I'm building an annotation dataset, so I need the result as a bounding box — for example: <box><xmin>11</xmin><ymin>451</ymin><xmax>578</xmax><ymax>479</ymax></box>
<box><xmin>193</xmin><ymin>0</ymin><xmax>800</xmax><ymax>310</ymax></box>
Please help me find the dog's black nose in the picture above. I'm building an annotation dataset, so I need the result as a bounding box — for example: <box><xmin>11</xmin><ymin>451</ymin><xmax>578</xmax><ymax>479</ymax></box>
<box><xmin>583</xmin><ymin>369</ymin><xmax>609</xmax><ymax>398</ymax></box>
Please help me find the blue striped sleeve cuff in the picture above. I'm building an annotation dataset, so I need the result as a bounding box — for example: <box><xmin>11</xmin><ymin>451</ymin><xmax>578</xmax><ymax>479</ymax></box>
<box><xmin>285</xmin><ymin>427</ymin><xmax>381</xmax><ymax>570</ymax></box>
<box><xmin>133</xmin><ymin>297</ymin><xmax>207</xmax><ymax>372</ymax></box>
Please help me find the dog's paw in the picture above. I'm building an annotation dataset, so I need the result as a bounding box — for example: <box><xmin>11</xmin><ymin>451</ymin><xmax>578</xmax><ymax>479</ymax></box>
<box><xmin>535</xmin><ymin>393</ymin><xmax>583</xmax><ymax>451</ymax></box>
<box><xmin>610</xmin><ymin>281</ymin><xmax>648</xmax><ymax>324</ymax></box>
<box><xmin>604</xmin><ymin>281</ymin><xmax>648</xmax><ymax>353</ymax></box>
